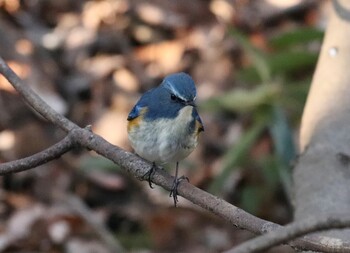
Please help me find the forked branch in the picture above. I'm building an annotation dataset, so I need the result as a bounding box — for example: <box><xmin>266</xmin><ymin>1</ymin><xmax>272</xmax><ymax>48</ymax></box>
<box><xmin>1</xmin><ymin>57</ymin><xmax>350</xmax><ymax>253</ymax></box>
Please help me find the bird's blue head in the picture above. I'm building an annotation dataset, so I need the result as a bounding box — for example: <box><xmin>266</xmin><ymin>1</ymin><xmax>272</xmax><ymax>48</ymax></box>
<box><xmin>160</xmin><ymin>72</ymin><xmax>197</xmax><ymax>105</ymax></box>
<box><xmin>128</xmin><ymin>72</ymin><xmax>200</xmax><ymax>121</ymax></box>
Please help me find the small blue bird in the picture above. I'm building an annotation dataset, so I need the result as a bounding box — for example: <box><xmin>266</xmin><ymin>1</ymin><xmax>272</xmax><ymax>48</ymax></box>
<box><xmin>127</xmin><ymin>72</ymin><xmax>204</xmax><ymax>206</ymax></box>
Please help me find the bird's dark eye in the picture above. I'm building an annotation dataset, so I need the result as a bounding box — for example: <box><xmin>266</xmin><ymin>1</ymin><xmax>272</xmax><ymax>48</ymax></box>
<box><xmin>171</xmin><ymin>94</ymin><xmax>177</xmax><ymax>100</ymax></box>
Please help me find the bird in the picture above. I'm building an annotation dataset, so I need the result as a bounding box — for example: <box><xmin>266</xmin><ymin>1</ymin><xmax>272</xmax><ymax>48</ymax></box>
<box><xmin>127</xmin><ymin>72</ymin><xmax>204</xmax><ymax>206</ymax></box>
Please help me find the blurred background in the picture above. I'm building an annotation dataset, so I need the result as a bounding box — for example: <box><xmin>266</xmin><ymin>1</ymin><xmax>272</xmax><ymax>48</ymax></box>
<box><xmin>0</xmin><ymin>0</ymin><xmax>328</xmax><ymax>252</ymax></box>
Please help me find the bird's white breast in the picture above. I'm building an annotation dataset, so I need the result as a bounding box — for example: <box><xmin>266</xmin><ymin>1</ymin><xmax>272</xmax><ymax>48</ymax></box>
<box><xmin>128</xmin><ymin>106</ymin><xmax>198</xmax><ymax>164</ymax></box>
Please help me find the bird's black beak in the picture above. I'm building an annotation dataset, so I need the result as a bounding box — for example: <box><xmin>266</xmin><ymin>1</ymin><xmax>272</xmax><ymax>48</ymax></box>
<box><xmin>185</xmin><ymin>100</ymin><xmax>196</xmax><ymax>107</ymax></box>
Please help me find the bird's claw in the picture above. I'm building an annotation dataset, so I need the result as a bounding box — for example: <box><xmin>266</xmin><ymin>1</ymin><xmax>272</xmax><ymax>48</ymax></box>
<box><xmin>141</xmin><ymin>163</ymin><xmax>157</xmax><ymax>189</ymax></box>
<box><xmin>169</xmin><ymin>175</ymin><xmax>189</xmax><ymax>207</ymax></box>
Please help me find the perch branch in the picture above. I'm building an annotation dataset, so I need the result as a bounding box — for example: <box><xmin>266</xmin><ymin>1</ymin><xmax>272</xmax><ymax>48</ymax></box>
<box><xmin>1</xmin><ymin>56</ymin><xmax>350</xmax><ymax>253</ymax></box>
<box><xmin>225</xmin><ymin>214</ymin><xmax>350</xmax><ymax>253</ymax></box>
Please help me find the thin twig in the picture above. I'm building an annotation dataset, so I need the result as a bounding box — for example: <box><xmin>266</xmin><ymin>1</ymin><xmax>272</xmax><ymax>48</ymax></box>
<box><xmin>0</xmin><ymin>133</ymin><xmax>75</xmax><ymax>174</ymax></box>
<box><xmin>224</xmin><ymin>214</ymin><xmax>350</xmax><ymax>253</ymax></box>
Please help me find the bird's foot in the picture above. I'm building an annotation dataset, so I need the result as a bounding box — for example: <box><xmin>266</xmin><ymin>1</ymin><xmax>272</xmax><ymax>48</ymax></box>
<box><xmin>142</xmin><ymin>163</ymin><xmax>157</xmax><ymax>189</ymax></box>
<box><xmin>169</xmin><ymin>175</ymin><xmax>189</xmax><ymax>207</ymax></box>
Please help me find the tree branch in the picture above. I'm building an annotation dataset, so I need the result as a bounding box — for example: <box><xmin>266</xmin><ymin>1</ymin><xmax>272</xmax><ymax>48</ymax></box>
<box><xmin>225</xmin><ymin>214</ymin><xmax>350</xmax><ymax>253</ymax></box>
<box><xmin>294</xmin><ymin>0</ymin><xmax>350</xmax><ymax>249</ymax></box>
<box><xmin>0</xmin><ymin>133</ymin><xmax>75</xmax><ymax>174</ymax></box>
<box><xmin>70</xmin><ymin>127</ymin><xmax>281</xmax><ymax>233</ymax></box>
<box><xmin>1</xmin><ymin>56</ymin><xmax>350</xmax><ymax>253</ymax></box>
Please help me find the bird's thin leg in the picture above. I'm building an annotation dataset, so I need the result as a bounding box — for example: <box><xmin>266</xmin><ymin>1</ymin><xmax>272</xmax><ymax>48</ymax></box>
<box><xmin>169</xmin><ymin>162</ymin><xmax>189</xmax><ymax>207</ymax></box>
<box><xmin>142</xmin><ymin>162</ymin><xmax>157</xmax><ymax>189</ymax></box>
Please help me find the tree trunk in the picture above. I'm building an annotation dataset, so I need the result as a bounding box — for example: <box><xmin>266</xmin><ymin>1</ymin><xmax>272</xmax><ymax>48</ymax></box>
<box><xmin>294</xmin><ymin>0</ymin><xmax>350</xmax><ymax>245</ymax></box>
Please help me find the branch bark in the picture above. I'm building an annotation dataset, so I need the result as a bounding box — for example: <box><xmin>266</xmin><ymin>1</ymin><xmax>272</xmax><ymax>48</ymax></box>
<box><xmin>224</xmin><ymin>215</ymin><xmax>350</xmax><ymax>253</ymax></box>
<box><xmin>1</xmin><ymin>45</ymin><xmax>350</xmax><ymax>252</ymax></box>
<box><xmin>0</xmin><ymin>55</ymin><xmax>280</xmax><ymax>236</ymax></box>
<box><xmin>294</xmin><ymin>0</ymin><xmax>350</xmax><ymax>247</ymax></box>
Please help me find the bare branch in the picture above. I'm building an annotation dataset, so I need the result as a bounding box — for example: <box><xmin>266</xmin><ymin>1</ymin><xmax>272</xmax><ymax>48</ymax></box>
<box><xmin>0</xmin><ymin>56</ymin><xmax>278</xmax><ymax>237</ymax></box>
<box><xmin>69</xmin><ymin>128</ymin><xmax>350</xmax><ymax>253</ymax></box>
<box><xmin>1</xmin><ymin>56</ymin><xmax>350</xmax><ymax>253</ymax></box>
<box><xmin>0</xmin><ymin>57</ymin><xmax>77</xmax><ymax>132</ymax></box>
<box><xmin>224</xmin><ymin>214</ymin><xmax>350</xmax><ymax>253</ymax></box>
<box><xmin>0</xmin><ymin>133</ymin><xmax>75</xmax><ymax>174</ymax></box>
<box><xmin>78</xmin><ymin>128</ymin><xmax>277</xmax><ymax>229</ymax></box>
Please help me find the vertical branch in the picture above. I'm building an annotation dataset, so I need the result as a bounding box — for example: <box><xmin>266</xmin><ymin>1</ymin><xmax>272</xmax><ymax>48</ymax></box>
<box><xmin>295</xmin><ymin>0</ymin><xmax>350</xmax><ymax>242</ymax></box>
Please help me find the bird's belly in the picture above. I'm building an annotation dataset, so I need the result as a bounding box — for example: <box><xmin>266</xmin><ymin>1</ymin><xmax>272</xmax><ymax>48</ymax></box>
<box><xmin>128</xmin><ymin>118</ymin><xmax>198</xmax><ymax>164</ymax></box>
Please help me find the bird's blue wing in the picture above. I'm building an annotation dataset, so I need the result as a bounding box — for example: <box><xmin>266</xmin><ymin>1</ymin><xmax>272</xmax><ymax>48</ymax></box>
<box><xmin>127</xmin><ymin>88</ymin><xmax>155</xmax><ymax>121</ymax></box>
<box><xmin>127</xmin><ymin>104</ymin><xmax>143</xmax><ymax>121</ymax></box>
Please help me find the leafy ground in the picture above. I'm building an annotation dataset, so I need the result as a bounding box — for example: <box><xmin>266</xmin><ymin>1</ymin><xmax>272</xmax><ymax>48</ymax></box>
<box><xmin>0</xmin><ymin>0</ymin><xmax>326</xmax><ymax>252</ymax></box>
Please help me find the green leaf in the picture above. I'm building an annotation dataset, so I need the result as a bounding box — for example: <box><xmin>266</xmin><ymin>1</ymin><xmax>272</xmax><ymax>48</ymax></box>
<box><xmin>269</xmin><ymin>27</ymin><xmax>324</xmax><ymax>49</ymax></box>
<box><xmin>270</xmin><ymin>107</ymin><xmax>295</xmax><ymax>164</ymax></box>
<box><xmin>117</xmin><ymin>230</ymin><xmax>152</xmax><ymax>250</ymax></box>
<box><xmin>238</xmin><ymin>51</ymin><xmax>318</xmax><ymax>83</ymax></box>
<box><xmin>278</xmin><ymin>79</ymin><xmax>310</xmax><ymax>121</ymax></box>
<box><xmin>268</xmin><ymin>106</ymin><xmax>295</xmax><ymax>201</ymax></box>
<box><xmin>269</xmin><ymin>51</ymin><xmax>318</xmax><ymax>76</ymax></box>
<box><xmin>240</xmin><ymin>185</ymin><xmax>264</xmax><ymax>214</ymax></box>
<box><xmin>200</xmin><ymin>83</ymin><xmax>280</xmax><ymax>113</ymax></box>
<box><xmin>80</xmin><ymin>155</ymin><xmax>119</xmax><ymax>172</ymax></box>
<box><xmin>229</xmin><ymin>28</ymin><xmax>271</xmax><ymax>82</ymax></box>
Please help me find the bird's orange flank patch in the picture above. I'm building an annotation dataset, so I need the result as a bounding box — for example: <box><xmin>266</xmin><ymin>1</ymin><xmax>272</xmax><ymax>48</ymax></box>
<box><xmin>195</xmin><ymin>119</ymin><xmax>204</xmax><ymax>136</ymax></box>
<box><xmin>127</xmin><ymin>108</ymin><xmax>148</xmax><ymax>132</ymax></box>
